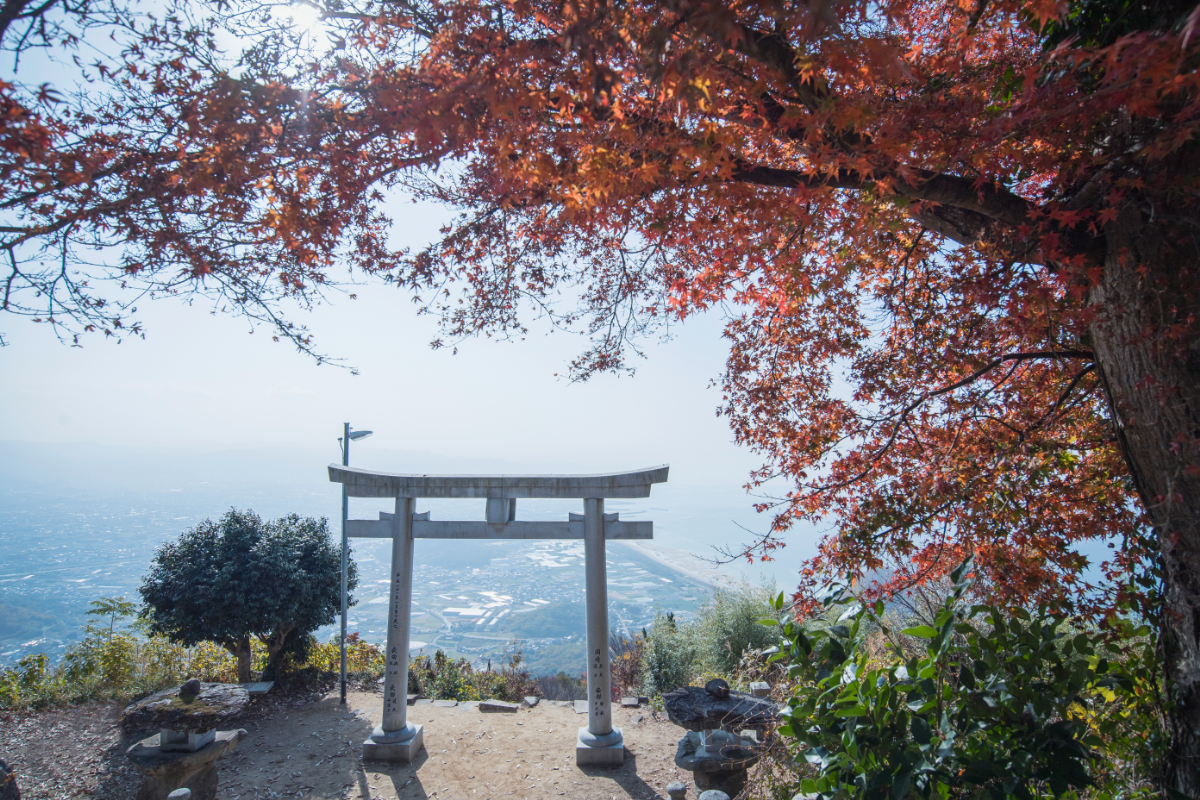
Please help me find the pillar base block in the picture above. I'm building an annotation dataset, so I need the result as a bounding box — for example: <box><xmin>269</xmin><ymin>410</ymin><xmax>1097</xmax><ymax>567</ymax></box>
<box><xmin>363</xmin><ymin>724</ymin><xmax>423</xmax><ymax>762</ymax></box>
<box><xmin>576</xmin><ymin>726</ymin><xmax>624</xmax><ymax>766</ymax></box>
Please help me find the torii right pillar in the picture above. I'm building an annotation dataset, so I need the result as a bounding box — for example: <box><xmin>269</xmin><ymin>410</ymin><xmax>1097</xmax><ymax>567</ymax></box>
<box><xmin>577</xmin><ymin>496</ymin><xmax>624</xmax><ymax>765</ymax></box>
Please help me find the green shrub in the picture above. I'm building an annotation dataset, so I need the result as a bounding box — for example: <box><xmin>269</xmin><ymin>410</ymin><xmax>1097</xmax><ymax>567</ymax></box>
<box><xmin>641</xmin><ymin>611</ymin><xmax>697</xmax><ymax>697</ymax></box>
<box><xmin>305</xmin><ymin>632</ymin><xmax>386</xmax><ymax>677</ymax></box>
<box><xmin>406</xmin><ymin>645</ymin><xmax>539</xmax><ymax>702</ymax></box>
<box><xmin>767</xmin><ymin>558</ymin><xmax>1165</xmax><ymax>800</ymax></box>
<box><xmin>640</xmin><ymin>585</ymin><xmax>776</xmax><ymax>697</ymax></box>
<box><xmin>692</xmin><ymin>584</ymin><xmax>779</xmax><ymax>676</ymax></box>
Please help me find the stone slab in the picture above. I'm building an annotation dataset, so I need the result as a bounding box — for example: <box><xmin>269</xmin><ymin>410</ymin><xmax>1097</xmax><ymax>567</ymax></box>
<box><xmin>362</xmin><ymin>725</ymin><xmax>424</xmax><ymax>763</ymax></box>
<box><xmin>432</xmin><ymin>699</ymin><xmax>458</xmax><ymax>708</ymax></box>
<box><xmin>407</xmin><ymin>694</ymin><xmax>419</xmax><ymax>705</ymax></box>
<box><xmin>414</xmin><ymin>698</ymin><xmax>433</xmax><ymax>706</ymax></box>
<box><xmin>620</xmin><ymin>697</ymin><xmax>639</xmax><ymax>707</ymax></box>
<box><xmin>239</xmin><ymin>682</ymin><xmax>274</xmax><ymax>696</ymax></box>
<box><xmin>749</xmin><ymin>682</ymin><xmax>771</xmax><ymax>698</ymax></box>
<box><xmin>479</xmin><ymin>699</ymin><xmax>520</xmax><ymax>713</ymax></box>
<box><xmin>523</xmin><ymin>696</ymin><xmax>540</xmax><ymax>707</ymax></box>
<box><xmin>576</xmin><ymin>727</ymin><xmax>625</xmax><ymax>766</ymax></box>
<box><xmin>573</xmin><ymin>700</ymin><xmax>588</xmax><ymax>714</ymax></box>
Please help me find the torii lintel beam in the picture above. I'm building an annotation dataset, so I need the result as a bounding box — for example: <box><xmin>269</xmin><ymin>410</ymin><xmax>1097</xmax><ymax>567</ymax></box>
<box><xmin>328</xmin><ymin>464</ymin><xmax>669</xmax><ymax>499</ymax></box>
<box><xmin>346</xmin><ymin>517</ymin><xmax>652</xmax><ymax>540</ymax></box>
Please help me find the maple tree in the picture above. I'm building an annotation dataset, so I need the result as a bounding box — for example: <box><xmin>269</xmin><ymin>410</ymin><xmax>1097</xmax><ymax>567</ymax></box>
<box><xmin>3</xmin><ymin>0</ymin><xmax>1200</xmax><ymax>791</ymax></box>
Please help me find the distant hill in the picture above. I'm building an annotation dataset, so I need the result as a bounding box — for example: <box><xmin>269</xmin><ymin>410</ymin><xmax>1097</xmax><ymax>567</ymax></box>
<box><xmin>506</xmin><ymin>602</ymin><xmax>584</xmax><ymax>639</ymax></box>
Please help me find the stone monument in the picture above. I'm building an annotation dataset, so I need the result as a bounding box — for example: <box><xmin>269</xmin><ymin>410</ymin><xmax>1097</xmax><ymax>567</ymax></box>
<box><xmin>0</xmin><ymin>758</ymin><xmax>19</xmax><ymax>800</ymax></box>
<box><xmin>663</xmin><ymin>681</ymin><xmax>780</xmax><ymax>797</ymax></box>
<box><xmin>123</xmin><ymin>681</ymin><xmax>248</xmax><ymax>800</ymax></box>
<box><xmin>330</xmin><ymin>463</ymin><xmax>669</xmax><ymax>765</ymax></box>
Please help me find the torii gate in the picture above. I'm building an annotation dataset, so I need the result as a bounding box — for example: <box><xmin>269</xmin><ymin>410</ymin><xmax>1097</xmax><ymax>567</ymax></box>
<box><xmin>328</xmin><ymin>464</ymin><xmax>669</xmax><ymax>766</ymax></box>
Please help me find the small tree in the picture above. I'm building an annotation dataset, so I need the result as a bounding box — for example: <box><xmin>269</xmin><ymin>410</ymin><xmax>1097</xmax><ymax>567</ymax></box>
<box><xmin>139</xmin><ymin>509</ymin><xmax>356</xmax><ymax>682</ymax></box>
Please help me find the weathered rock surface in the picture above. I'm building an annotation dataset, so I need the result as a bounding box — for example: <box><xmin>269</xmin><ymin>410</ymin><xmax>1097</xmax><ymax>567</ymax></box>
<box><xmin>0</xmin><ymin>758</ymin><xmax>20</xmax><ymax>800</ymax></box>
<box><xmin>123</xmin><ymin>684</ymin><xmax>249</xmax><ymax>733</ymax></box>
<box><xmin>479</xmin><ymin>700</ymin><xmax>519</xmax><ymax>713</ymax></box>
<box><xmin>127</xmin><ymin>728</ymin><xmax>246</xmax><ymax>800</ymax></box>
<box><xmin>662</xmin><ymin>686</ymin><xmax>779</xmax><ymax>733</ymax></box>
<box><xmin>704</xmin><ymin>679</ymin><xmax>730</xmax><ymax>700</ymax></box>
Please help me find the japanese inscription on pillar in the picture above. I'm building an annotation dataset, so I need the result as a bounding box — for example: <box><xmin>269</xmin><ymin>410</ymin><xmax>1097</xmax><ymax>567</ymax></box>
<box><xmin>592</xmin><ymin>648</ymin><xmax>606</xmax><ymax>715</ymax></box>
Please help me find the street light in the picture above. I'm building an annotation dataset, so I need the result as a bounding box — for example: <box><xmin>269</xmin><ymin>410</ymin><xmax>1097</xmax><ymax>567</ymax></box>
<box><xmin>339</xmin><ymin>423</ymin><xmax>372</xmax><ymax>704</ymax></box>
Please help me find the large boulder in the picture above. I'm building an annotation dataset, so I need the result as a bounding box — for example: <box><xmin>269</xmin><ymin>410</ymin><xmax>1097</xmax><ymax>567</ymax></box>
<box><xmin>123</xmin><ymin>683</ymin><xmax>248</xmax><ymax>733</ymax></box>
<box><xmin>0</xmin><ymin>758</ymin><xmax>20</xmax><ymax>800</ymax></box>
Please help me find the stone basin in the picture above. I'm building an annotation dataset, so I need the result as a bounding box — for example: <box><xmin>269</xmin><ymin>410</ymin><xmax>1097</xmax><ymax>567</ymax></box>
<box><xmin>662</xmin><ymin>686</ymin><xmax>780</xmax><ymax>733</ymax></box>
<box><xmin>123</xmin><ymin>683</ymin><xmax>249</xmax><ymax>734</ymax></box>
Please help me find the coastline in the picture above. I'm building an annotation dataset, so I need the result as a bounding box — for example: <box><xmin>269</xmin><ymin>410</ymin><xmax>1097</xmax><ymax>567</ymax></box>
<box><xmin>619</xmin><ymin>540</ymin><xmax>741</xmax><ymax>590</ymax></box>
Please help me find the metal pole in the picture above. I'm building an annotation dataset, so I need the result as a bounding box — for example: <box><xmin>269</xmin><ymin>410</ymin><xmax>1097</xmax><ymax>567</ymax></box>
<box><xmin>340</xmin><ymin>422</ymin><xmax>350</xmax><ymax>704</ymax></box>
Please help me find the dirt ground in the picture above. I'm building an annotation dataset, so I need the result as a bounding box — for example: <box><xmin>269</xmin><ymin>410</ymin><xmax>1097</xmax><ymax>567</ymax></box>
<box><xmin>0</xmin><ymin>689</ymin><xmax>710</xmax><ymax>800</ymax></box>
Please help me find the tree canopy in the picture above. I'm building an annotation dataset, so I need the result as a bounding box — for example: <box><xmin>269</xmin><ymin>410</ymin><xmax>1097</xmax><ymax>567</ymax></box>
<box><xmin>5</xmin><ymin>0</ymin><xmax>1200</xmax><ymax>790</ymax></box>
<box><xmin>139</xmin><ymin>508</ymin><xmax>355</xmax><ymax>682</ymax></box>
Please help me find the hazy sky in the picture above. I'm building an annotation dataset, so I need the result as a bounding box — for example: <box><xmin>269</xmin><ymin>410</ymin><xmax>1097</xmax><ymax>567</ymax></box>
<box><xmin>0</xmin><ymin>198</ymin><xmax>819</xmax><ymax>583</ymax></box>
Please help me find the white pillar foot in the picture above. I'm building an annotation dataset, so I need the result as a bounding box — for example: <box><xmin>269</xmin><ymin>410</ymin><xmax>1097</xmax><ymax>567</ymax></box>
<box><xmin>363</xmin><ymin>723</ymin><xmax>423</xmax><ymax>762</ymax></box>
<box><xmin>576</xmin><ymin>726</ymin><xmax>624</xmax><ymax>765</ymax></box>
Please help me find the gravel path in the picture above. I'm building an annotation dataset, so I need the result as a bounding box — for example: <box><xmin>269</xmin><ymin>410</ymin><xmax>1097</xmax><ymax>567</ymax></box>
<box><xmin>0</xmin><ymin>689</ymin><xmax>706</xmax><ymax>799</ymax></box>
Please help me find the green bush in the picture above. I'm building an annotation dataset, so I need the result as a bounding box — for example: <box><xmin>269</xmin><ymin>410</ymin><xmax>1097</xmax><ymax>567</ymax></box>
<box><xmin>407</xmin><ymin>645</ymin><xmax>539</xmax><ymax>702</ymax></box>
<box><xmin>692</xmin><ymin>585</ymin><xmax>780</xmax><ymax>675</ymax></box>
<box><xmin>0</xmin><ymin>594</ymin><xmax>543</xmax><ymax>711</ymax></box>
<box><xmin>767</xmin><ymin>558</ymin><xmax>1165</xmax><ymax>800</ymax></box>
<box><xmin>641</xmin><ymin>611</ymin><xmax>697</xmax><ymax>697</ymax></box>
<box><xmin>640</xmin><ymin>585</ymin><xmax>777</xmax><ymax>697</ymax></box>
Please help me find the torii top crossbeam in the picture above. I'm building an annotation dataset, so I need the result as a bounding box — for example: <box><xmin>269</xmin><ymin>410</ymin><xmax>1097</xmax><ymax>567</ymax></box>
<box><xmin>328</xmin><ymin>463</ymin><xmax>669</xmax><ymax>767</ymax></box>
<box><xmin>328</xmin><ymin>464</ymin><xmax>669</xmax><ymax>498</ymax></box>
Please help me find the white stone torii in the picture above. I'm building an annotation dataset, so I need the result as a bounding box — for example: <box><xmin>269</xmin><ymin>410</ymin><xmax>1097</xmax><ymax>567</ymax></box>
<box><xmin>328</xmin><ymin>464</ymin><xmax>669</xmax><ymax>766</ymax></box>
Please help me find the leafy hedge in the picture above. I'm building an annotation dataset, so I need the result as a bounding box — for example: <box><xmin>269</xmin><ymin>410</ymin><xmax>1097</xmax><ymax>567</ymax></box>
<box><xmin>767</xmin><ymin>559</ymin><xmax>1166</xmax><ymax>800</ymax></box>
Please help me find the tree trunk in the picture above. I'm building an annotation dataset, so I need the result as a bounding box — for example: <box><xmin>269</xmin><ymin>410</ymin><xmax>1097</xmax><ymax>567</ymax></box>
<box><xmin>235</xmin><ymin>637</ymin><xmax>253</xmax><ymax>684</ymax></box>
<box><xmin>1088</xmin><ymin>203</ymin><xmax>1200</xmax><ymax>795</ymax></box>
<box><xmin>264</xmin><ymin>626</ymin><xmax>295</xmax><ymax>681</ymax></box>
